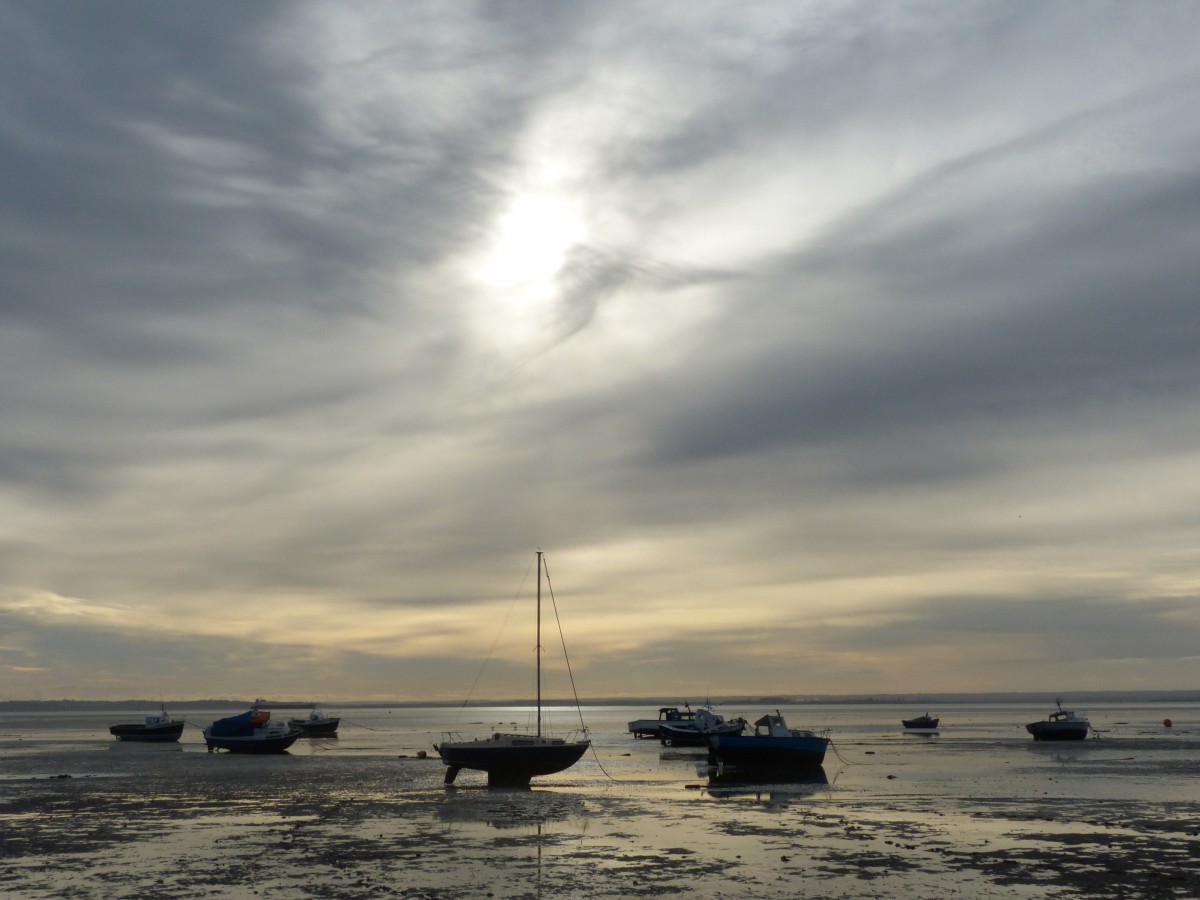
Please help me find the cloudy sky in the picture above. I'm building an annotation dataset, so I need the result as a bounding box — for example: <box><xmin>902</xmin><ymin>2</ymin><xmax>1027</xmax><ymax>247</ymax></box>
<box><xmin>2</xmin><ymin>1</ymin><xmax>1199</xmax><ymax>703</ymax></box>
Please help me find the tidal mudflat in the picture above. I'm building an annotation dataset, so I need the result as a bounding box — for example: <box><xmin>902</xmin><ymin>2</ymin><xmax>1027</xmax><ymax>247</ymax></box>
<box><xmin>1</xmin><ymin>704</ymin><xmax>1197</xmax><ymax>898</ymax></box>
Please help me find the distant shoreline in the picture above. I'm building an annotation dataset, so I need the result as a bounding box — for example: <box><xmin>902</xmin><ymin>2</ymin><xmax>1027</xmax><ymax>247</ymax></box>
<box><xmin>1</xmin><ymin>689</ymin><xmax>1197</xmax><ymax>711</ymax></box>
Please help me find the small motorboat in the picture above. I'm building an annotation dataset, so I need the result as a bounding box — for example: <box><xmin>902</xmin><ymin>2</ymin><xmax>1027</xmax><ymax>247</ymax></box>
<box><xmin>1026</xmin><ymin>701</ymin><xmax>1090</xmax><ymax>741</ymax></box>
<box><xmin>288</xmin><ymin>709</ymin><xmax>340</xmax><ymax>736</ymax></box>
<box><xmin>627</xmin><ymin>706</ymin><xmax>697</xmax><ymax>739</ymax></box>
<box><xmin>707</xmin><ymin>711</ymin><xmax>829</xmax><ymax>773</ymax></box>
<box><xmin>902</xmin><ymin>713</ymin><xmax>940</xmax><ymax>731</ymax></box>
<box><xmin>658</xmin><ymin>707</ymin><xmax>748</xmax><ymax>747</ymax></box>
<box><xmin>204</xmin><ymin>710</ymin><xmax>301</xmax><ymax>753</ymax></box>
<box><xmin>108</xmin><ymin>707</ymin><xmax>185</xmax><ymax>743</ymax></box>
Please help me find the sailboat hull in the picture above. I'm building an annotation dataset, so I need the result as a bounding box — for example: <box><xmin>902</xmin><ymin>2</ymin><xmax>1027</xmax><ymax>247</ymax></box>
<box><xmin>436</xmin><ymin>736</ymin><xmax>590</xmax><ymax>786</ymax></box>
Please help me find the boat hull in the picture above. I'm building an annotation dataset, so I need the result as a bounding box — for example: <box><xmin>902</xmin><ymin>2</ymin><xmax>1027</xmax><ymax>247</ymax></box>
<box><xmin>108</xmin><ymin>722</ymin><xmax>185</xmax><ymax>743</ymax></box>
<box><xmin>436</xmin><ymin>738</ymin><xmax>589</xmax><ymax>786</ymax></box>
<box><xmin>707</xmin><ymin>733</ymin><xmax>829</xmax><ymax>771</ymax></box>
<box><xmin>203</xmin><ymin>728</ymin><xmax>301</xmax><ymax>753</ymax></box>
<box><xmin>902</xmin><ymin>717</ymin><xmax>939</xmax><ymax>730</ymax></box>
<box><xmin>1026</xmin><ymin>722</ymin><xmax>1089</xmax><ymax>741</ymax></box>
<box><xmin>289</xmin><ymin>718</ymin><xmax>340</xmax><ymax>736</ymax></box>
<box><xmin>658</xmin><ymin>721</ymin><xmax>746</xmax><ymax>747</ymax></box>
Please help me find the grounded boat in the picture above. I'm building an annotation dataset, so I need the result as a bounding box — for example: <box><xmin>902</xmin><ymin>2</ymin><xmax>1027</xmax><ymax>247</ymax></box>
<box><xmin>204</xmin><ymin>710</ymin><xmax>301</xmax><ymax>753</ymax></box>
<box><xmin>435</xmin><ymin>551</ymin><xmax>590</xmax><ymax>787</ymax></box>
<box><xmin>108</xmin><ymin>707</ymin><xmax>185</xmax><ymax>743</ymax></box>
<box><xmin>288</xmin><ymin>709</ymin><xmax>340</xmax><ymax>736</ymax></box>
<box><xmin>658</xmin><ymin>707</ymin><xmax>748</xmax><ymax>747</ymax></box>
<box><xmin>707</xmin><ymin>711</ymin><xmax>829</xmax><ymax>773</ymax></box>
<box><xmin>627</xmin><ymin>706</ymin><xmax>697</xmax><ymax>739</ymax></box>
<box><xmin>1026</xmin><ymin>701</ymin><xmax>1090</xmax><ymax>741</ymax></box>
<box><xmin>902</xmin><ymin>713</ymin><xmax>940</xmax><ymax>730</ymax></box>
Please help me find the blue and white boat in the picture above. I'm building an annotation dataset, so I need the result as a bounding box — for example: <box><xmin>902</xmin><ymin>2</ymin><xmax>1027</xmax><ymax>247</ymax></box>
<box><xmin>204</xmin><ymin>710</ymin><xmax>301</xmax><ymax>753</ymax></box>
<box><xmin>706</xmin><ymin>711</ymin><xmax>828</xmax><ymax>772</ymax></box>
<box><xmin>657</xmin><ymin>706</ymin><xmax>747</xmax><ymax>746</ymax></box>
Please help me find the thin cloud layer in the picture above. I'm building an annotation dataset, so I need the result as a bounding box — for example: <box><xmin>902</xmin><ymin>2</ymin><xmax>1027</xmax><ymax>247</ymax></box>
<box><xmin>1</xmin><ymin>1</ymin><xmax>1199</xmax><ymax>701</ymax></box>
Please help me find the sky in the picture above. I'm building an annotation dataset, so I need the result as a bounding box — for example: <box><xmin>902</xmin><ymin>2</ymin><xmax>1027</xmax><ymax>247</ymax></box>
<box><xmin>2</xmin><ymin>1</ymin><xmax>1199</xmax><ymax>703</ymax></box>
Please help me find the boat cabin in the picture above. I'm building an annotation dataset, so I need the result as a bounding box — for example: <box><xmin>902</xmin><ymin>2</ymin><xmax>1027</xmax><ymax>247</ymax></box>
<box><xmin>753</xmin><ymin>713</ymin><xmax>792</xmax><ymax>737</ymax></box>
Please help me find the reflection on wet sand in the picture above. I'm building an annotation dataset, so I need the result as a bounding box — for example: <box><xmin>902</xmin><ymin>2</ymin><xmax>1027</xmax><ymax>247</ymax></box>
<box><xmin>704</xmin><ymin>765</ymin><xmax>832</xmax><ymax>804</ymax></box>
<box><xmin>1</xmin><ymin>704</ymin><xmax>1198</xmax><ymax>897</ymax></box>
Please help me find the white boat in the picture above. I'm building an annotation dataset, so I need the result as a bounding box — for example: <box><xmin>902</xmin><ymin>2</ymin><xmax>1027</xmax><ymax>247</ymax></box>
<box><xmin>434</xmin><ymin>551</ymin><xmax>590</xmax><ymax>786</ymax></box>
<box><xmin>627</xmin><ymin>706</ymin><xmax>697</xmax><ymax>739</ymax></box>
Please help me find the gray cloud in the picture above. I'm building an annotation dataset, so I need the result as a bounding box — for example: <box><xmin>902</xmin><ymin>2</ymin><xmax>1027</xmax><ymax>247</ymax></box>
<box><xmin>2</xmin><ymin>1</ymin><xmax>1198</xmax><ymax>700</ymax></box>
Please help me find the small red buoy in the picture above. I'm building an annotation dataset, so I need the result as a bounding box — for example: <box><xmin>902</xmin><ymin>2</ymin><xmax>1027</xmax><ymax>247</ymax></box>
<box><xmin>1163</xmin><ymin>718</ymin><xmax>1173</xmax><ymax>728</ymax></box>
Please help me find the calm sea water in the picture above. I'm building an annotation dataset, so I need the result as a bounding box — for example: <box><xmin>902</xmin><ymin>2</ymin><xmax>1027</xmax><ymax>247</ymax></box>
<box><xmin>2</xmin><ymin>700</ymin><xmax>1197</xmax><ymax>898</ymax></box>
<box><xmin>1</xmin><ymin>699</ymin><xmax>1194</xmax><ymax>774</ymax></box>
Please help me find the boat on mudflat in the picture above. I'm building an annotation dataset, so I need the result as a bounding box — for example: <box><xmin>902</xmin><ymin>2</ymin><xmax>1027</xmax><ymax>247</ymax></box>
<box><xmin>204</xmin><ymin>710</ymin><xmax>301</xmax><ymax>753</ymax></box>
<box><xmin>288</xmin><ymin>709</ymin><xmax>340</xmax><ymax>736</ymax></box>
<box><xmin>707</xmin><ymin>711</ymin><xmax>829</xmax><ymax>773</ymax></box>
<box><xmin>902</xmin><ymin>714</ymin><xmax>940</xmax><ymax>731</ymax></box>
<box><xmin>435</xmin><ymin>551</ymin><xmax>590</xmax><ymax>787</ymax></box>
<box><xmin>108</xmin><ymin>707</ymin><xmax>185</xmax><ymax>743</ymax></box>
<box><xmin>1026</xmin><ymin>701</ymin><xmax>1090</xmax><ymax>741</ymax></box>
<box><xmin>627</xmin><ymin>706</ymin><xmax>697</xmax><ymax>739</ymax></box>
<box><xmin>658</xmin><ymin>707</ymin><xmax>748</xmax><ymax>747</ymax></box>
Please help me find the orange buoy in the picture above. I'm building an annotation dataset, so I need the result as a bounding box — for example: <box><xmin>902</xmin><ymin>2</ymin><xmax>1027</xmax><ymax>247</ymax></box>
<box><xmin>1163</xmin><ymin>718</ymin><xmax>1173</xmax><ymax>728</ymax></box>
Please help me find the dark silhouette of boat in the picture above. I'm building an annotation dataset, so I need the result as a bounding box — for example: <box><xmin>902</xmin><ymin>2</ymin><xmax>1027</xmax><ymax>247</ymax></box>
<box><xmin>707</xmin><ymin>711</ymin><xmax>829</xmax><ymax>772</ymax></box>
<box><xmin>203</xmin><ymin>710</ymin><xmax>301</xmax><ymax>753</ymax></box>
<box><xmin>658</xmin><ymin>706</ymin><xmax>748</xmax><ymax>746</ymax></box>
<box><xmin>627</xmin><ymin>706</ymin><xmax>697</xmax><ymax>739</ymax></box>
<box><xmin>1026</xmin><ymin>701</ymin><xmax>1090</xmax><ymax>741</ymax></box>
<box><xmin>108</xmin><ymin>707</ymin><xmax>185</xmax><ymax>743</ymax></box>
<box><xmin>435</xmin><ymin>551</ymin><xmax>590</xmax><ymax>787</ymax></box>
<box><xmin>288</xmin><ymin>709</ymin><xmax>340</xmax><ymax>736</ymax></box>
<box><xmin>902</xmin><ymin>713</ymin><xmax>940</xmax><ymax>730</ymax></box>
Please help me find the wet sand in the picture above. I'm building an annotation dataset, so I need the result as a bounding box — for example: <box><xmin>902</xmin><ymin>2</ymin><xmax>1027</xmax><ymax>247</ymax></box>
<box><xmin>2</xmin><ymin>728</ymin><xmax>1198</xmax><ymax>898</ymax></box>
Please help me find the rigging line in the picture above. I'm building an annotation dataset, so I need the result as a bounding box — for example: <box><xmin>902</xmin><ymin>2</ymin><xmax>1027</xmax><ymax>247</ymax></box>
<box><xmin>456</xmin><ymin>555</ymin><xmax>534</xmax><ymax>717</ymax></box>
<box><xmin>542</xmin><ymin>557</ymin><xmax>618</xmax><ymax>782</ymax></box>
<box><xmin>826</xmin><ymin>733</ymin><xmax>856</xmax><ymax>766</ymax></box>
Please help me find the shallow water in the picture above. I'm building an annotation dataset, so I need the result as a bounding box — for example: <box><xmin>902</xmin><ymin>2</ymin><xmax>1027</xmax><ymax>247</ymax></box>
<box><xmin>1</xmin><ymin>702</ymin><xmax>1197</xmax><ymax>898</ymax></box>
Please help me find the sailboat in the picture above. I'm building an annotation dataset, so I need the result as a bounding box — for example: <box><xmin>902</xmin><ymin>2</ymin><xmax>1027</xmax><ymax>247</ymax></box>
<box><xmin>434</xmin><ymin>550</ymin><xmax>591</xmax><ymax>787</ymax></box>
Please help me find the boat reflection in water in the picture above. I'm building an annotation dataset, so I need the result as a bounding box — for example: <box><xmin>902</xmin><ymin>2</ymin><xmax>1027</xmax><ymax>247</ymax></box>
<box><xmin>704</xmin><ymin>766</ymin><xmax>830</xmax><ymax>804</ymax></box>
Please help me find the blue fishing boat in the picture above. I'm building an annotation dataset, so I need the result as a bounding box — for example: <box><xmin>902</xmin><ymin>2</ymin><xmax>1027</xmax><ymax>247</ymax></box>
<box><xmin>707</xmin><ymin>711</ymin><xmax>828</xmax><ymax>772</ymax></box>
<box><xmin>203</xmin><ymin>710</ymin><xmax>301</xmax><ymax>753</ymax></box>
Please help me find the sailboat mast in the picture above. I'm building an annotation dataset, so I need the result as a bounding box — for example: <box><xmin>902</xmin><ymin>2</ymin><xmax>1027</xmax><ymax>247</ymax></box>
<box><xmin>536</xmin><ymin>549</ymin><xmax>543</xmax><ymax>738</ymax></box>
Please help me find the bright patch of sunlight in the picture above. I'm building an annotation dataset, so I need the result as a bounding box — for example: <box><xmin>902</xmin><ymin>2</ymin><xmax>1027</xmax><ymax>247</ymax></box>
<box><xmin>478</xmin><ymin>193</ymin><xmax>584</xmax><ymax>294</ymax></box>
